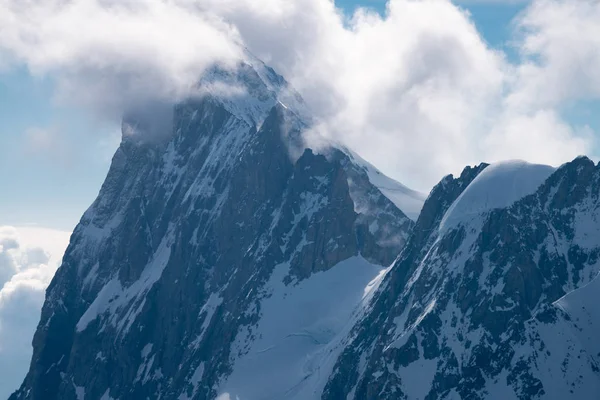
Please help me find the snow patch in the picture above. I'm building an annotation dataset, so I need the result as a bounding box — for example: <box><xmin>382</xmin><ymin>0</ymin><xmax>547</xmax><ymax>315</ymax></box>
<box><xmin>397</xmin><ymin>357</ymin><xmax>437</xmax><ymax>399</ymax></box>
<box><xmin>141</xmin><ymin>343</ymin><xmax>153</xmax><ymax>359</ymax></box>
<box><xmin>221</xmin><ymin>256</ymin><xmax>385</xmax><ymax>400</ymax></box>
<box><xmin>191</xmin><ymin>293</ymin><xmax>223</xmax><ymax>349</ymax></box>
<box><xmin>440</xmin><ymin>160</ymin><xmax>555</xmax><ymax>232</ymax></box>
<box><xmin>74</xmin><ymin>385</ymin><xmax>85</xmax><ymax>400</ymax></box>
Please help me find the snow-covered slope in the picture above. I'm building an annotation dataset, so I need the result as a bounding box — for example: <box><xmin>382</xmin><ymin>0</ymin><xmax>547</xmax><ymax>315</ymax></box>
<box><xmin>554</xmin><ymin>272</ymin><xmax>600</xmax><ymax>369</ymax></box>
<box><xmin>11</xmin><ymin>56</ymin><xmax>419</xmax><ymax>400</ymax></box>
<box><xmin>344</xmin><ymin>148</ymin><xmax>426</xmax><ymax>221</ymax></box>
<box><xmin>323</xmin><ymin>156</ymin><xmax>600</xmax><ymax>399</ymax></box>
<box><xmin>440</xmin><ymin>160</ymin><xmax>555</xmax><ymax>231</ymax></box>
<box><xmin>220</xmin><ymin>256</ymin><xmax>387</xmax><ymax>400</ymax></box>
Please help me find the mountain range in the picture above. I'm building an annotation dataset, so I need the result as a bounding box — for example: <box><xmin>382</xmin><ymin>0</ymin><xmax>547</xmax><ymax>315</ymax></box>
<box><xmin>11</xmin><ymin>54</ymin><xmax>600</xmax><ymax>400</ymax></box>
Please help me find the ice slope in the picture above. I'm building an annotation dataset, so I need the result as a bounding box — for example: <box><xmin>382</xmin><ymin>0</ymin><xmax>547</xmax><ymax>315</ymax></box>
<box><xmin>440</xmin><ymin>160</ymin><xmax>555</xmax><ymax>231</ymax></box>
<box><xmin>343</xmin><ymin>149</ymin><xmax>426</xmax><ymax>221</ymax></box>
<box><xmin>510</xmin><ymin>274</ymin><xmax>600</xmax><ymax>400</ymax></box>
<box><xmin>555</xmin><ymin>272</ymin><xmax>600</xmax><ymax>363</ymax></box>
<box><xmin>219</xmin><ymin>256</ymin><xmax>387</xmax><ymax>400</ymax></box>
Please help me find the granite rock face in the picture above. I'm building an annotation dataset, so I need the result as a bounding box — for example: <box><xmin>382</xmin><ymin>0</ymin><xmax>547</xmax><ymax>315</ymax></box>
<box><xmin>11</xmin><ymin>57</ymin><xmax>419</xmax><ymax>400</ymax></box>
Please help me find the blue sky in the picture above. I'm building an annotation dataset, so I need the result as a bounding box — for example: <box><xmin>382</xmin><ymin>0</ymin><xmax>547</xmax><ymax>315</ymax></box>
<box><xmin>339</xmin><ymin>0</ymin><xmax>524</xmax><ymax>50</ymax></box>
<box><xmin>0</xmin><ymin>0</ymin><xmax>598</xmax><ymax>231</ymax></box>
<box><xmin>0</xmin><ymin>70</ymin><xmax>118</xmax><ymax>229</ymax></box>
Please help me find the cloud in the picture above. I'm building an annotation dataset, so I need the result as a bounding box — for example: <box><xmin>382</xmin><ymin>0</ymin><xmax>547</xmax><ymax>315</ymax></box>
<box><xmin>0</xmin><ymin>0</ymin><xmax>598</xmax><ymax>190</ymax></box>
<box><xmin>0</xmin><ymin>0</ymin><xmax>243</xmax><ymax>118</ymax></box>
<box><xmin>511</xmin><ymin>0</ymin><xmax>600</xmax><ymax>109</ymax></box>
<box><xmin>452</xmin><ymin>0</ymin><xmax>530</xmax><ymax>4</ymax></box>
<box><xmin>283</xmin><ymin>0</ymin><xmax>511</xmax><ymax>187</ymax></box>
<box><xmin>0</xmin><ymin>226</ymin><xmax>71</xmax><ymax>399</ymax></box>
<box><xmin>221</xmin><ymin>0</ymin><xmax>595</xmax><ymax>188</ymax></box>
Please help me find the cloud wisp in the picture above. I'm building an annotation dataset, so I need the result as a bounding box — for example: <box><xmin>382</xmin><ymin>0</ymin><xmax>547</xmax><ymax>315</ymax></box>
<box><xmin>0</xmin><ymin>0</ymin><xmax>598</xmax><ymax>189</ymax></box>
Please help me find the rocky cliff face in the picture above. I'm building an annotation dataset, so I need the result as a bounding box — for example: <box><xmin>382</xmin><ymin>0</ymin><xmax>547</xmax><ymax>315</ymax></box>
<box><xmin>323</xmin><ymin>157</ymin><xmax>600</xmax><ymax>399</ymax></box>
<box><xmin>11</xmin><ymin>57</ymin><xmax>420</xmax><ymax>400</ymax></box>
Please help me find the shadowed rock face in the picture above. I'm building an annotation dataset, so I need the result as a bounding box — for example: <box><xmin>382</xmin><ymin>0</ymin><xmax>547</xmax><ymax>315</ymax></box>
<box><xmin>11</xmin><ymin>60</ymin><xmax>416</xmax><ymax>400</ymax></box>
<box><xmin>323</xmin><ymin>157</ymin><xmax>600</xmax><ymax>400</ymax></box>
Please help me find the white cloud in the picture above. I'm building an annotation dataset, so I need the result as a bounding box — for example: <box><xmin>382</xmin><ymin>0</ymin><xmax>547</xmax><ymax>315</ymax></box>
<box><xmin>511</xmin><ymin>0</ymin><xmax>600</xmax><ymax>109</ymax></box>
<box><xmin>276</xmin><ymin>0</ymin><xmax>511</xmax><ymax>187</ymax></box>
<box><xmin>219</xmin><ymin>0</ymin><xmax>596</xmax><ymax>188</ymax></box>
<box><xmin>0</xmin><ymin>226</ymin><xmax>70</xmax><ymax>399</ymax></box>
<box><xmin>0</xmin><ymin>0</ymin><xmax>243</xmax><ymax>118</ymax></box>
<box><xmin>0</xmin><ymin>0</ymin><xmax>598</xmax><ymax>190</ymax></box>
<box><xmin>453</xmin><ymin>0</ymin><xmax>530</xmax><ymax>4</ymax></box>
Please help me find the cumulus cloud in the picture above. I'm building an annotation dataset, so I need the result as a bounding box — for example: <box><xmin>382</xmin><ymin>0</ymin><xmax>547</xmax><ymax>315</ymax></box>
<box><xmin>0</xmin><ymin>0</ymin><xmax>598</xmax><ymax>189</ymax></box>
<box><xmin>0</xmin><ymin>0</ymin><xmax>243</xmax><ymax>118</ymax></box>
<box><xmin>217</xmin><ymin>0</ymin><xmax>596</xmax><ymax>188</ymax></box>
<box><xmin>453</xmin><ymin>0</ymin><xmax>530</xmax><ymax>4</ymax></box>
<box><xmin>511</xmin><ymin>0</ymin><xmax>600</xmax><ymax>109</ymax></box>
<box><xmin>0</xmin><ymin>226</ymin><xmax>71</xmax><ymax>399</ymax></box>
<box><xmin>260</xmin><ymin>0</ymin><xmax>511</xmax><ymax>187</ymax></box>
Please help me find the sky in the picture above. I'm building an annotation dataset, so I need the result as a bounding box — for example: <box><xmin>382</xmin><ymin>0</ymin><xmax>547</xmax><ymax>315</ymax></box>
<box><xmin>0</xmin><ymin>0</ymin><xmax>600</xmax><ymax>397</ymax></box>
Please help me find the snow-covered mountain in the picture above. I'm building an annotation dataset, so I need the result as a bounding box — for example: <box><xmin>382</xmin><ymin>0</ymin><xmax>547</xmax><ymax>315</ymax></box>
<box><xmin>323</xmin><ymin>157</ymin><xmax>600</xmax><ymax>399</ymax></box>
<box><xmin>10</xmin><ymin>56</ymin><xmax>420</xmax><ymax>400</ymax></box>
<box><xmin>11</xmin><ymin>54</ymin><xmax>600</xmax><ymax>400</ymax></box>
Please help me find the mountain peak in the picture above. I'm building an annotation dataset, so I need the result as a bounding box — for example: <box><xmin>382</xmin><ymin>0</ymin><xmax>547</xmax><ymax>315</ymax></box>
<box><xmin>120</xmin><ymin>50</ymin><xmax>309</xmax><ymax>145</ymax></box>
<box><xmin>196</xmin><ymin>52</ymin><xmax>310</xmax><ymax>128</ymax></box>
<box><xmin>12</xmin><ymin>54</ymin><xmax>425</xmax><ymax>400</ymax></box>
